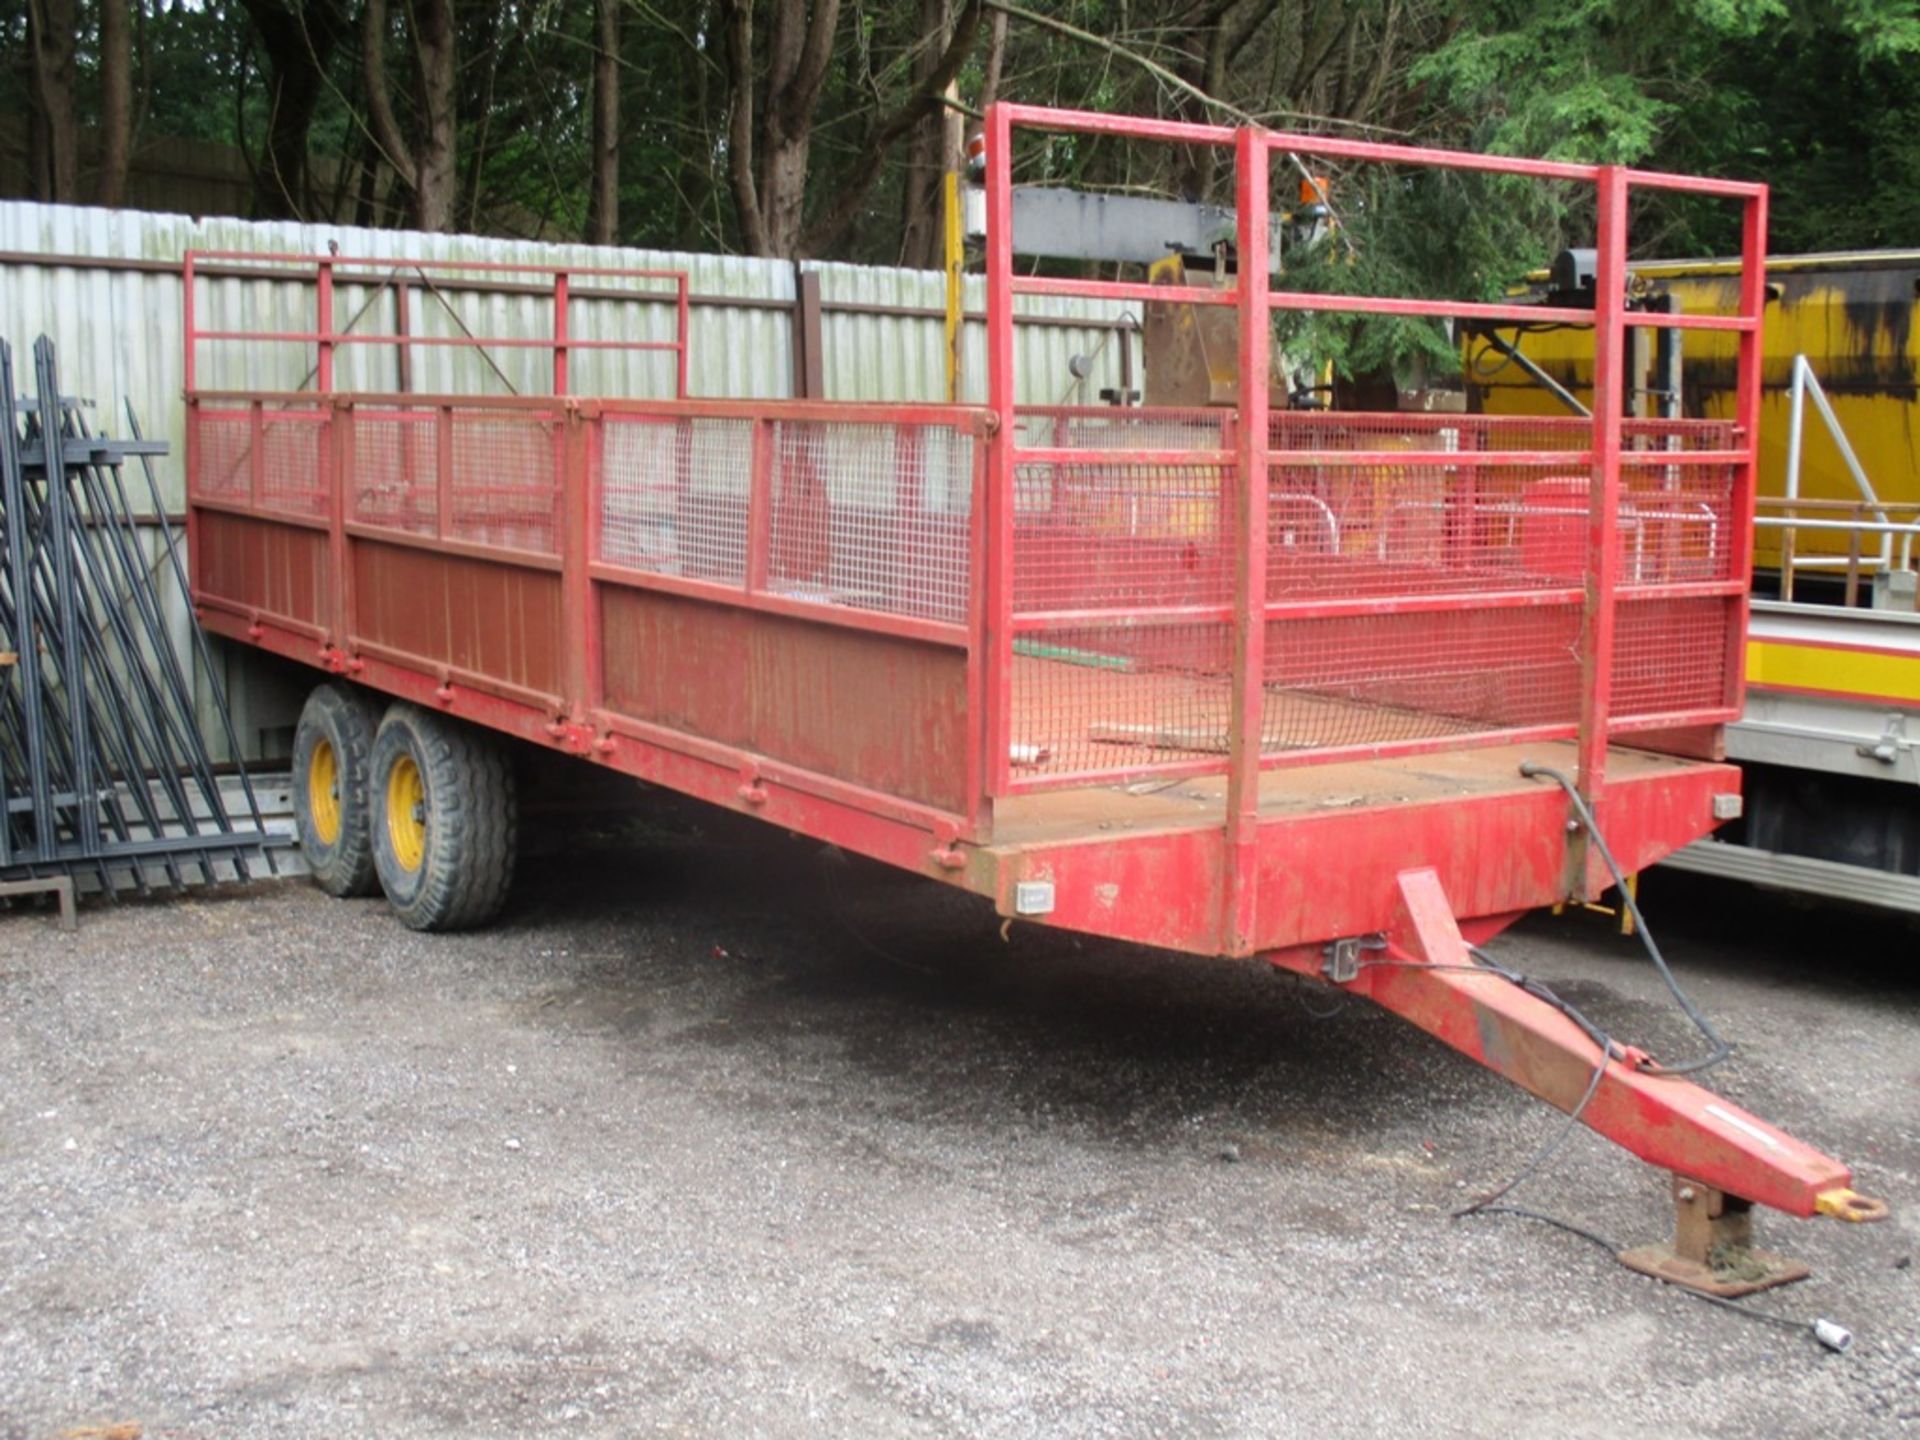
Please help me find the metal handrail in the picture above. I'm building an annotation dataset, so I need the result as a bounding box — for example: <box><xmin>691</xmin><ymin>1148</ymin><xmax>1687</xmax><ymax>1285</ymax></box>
<box><xmin>1779</xmin><ymin>354</ymin><xmax>1896</xmax><ymax>599</ymax></box>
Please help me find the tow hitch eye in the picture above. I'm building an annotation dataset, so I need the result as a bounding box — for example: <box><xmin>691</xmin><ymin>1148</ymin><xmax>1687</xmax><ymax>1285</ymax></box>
<box><xmin>1815</xmin><ymin>1188</ymin><xmax>1890</xmax><ymax>1223</ymax></box>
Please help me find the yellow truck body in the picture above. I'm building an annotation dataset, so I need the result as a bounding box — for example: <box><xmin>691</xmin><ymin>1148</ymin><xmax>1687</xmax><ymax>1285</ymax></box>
<box><xmin>1465</xmin><ymin>252</ymin><xmax>1920</xmax><ymax>570</ymax></box>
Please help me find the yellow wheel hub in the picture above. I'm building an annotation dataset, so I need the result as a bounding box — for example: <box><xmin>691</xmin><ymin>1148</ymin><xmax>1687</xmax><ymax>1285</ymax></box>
<box><xmin>308</xmin><ymin>738</ymin><xmax>342</xmax><ymax>847</ymax></box>
<box><xmin>385</xmin><ymin>753</ymin><xmax>428</xmax><ymax>873</ymax></box>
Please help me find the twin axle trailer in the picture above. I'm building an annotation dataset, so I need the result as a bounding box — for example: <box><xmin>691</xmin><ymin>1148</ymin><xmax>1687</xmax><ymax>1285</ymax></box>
<box><xmin>184</xmin><ymin>107</ymin><xmax>1884</xmax><ymax>1293</ymax></box>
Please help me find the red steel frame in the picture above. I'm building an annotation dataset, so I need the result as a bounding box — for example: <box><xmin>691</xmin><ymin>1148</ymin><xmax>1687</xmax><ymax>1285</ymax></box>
<box><xmin>182</xmin><ymin>110</ymin><xmax>1880</xmax><ymax>1237</ymax></box>
<box><xmin>983</xmin><ymin>110</ymin><xmax>1761</xmax><ymax>814</ymax></box>
<box><xmin>181</xmin><ymin>250</ymin><xmax>693</xmax><ymax>401</ymax></box>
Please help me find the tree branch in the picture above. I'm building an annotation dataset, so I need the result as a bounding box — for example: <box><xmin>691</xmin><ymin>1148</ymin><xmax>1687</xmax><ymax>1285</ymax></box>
<box><xmin>978</xmin><ymin>6</ymin><xmax>1008</xmax><ymax>111</ymax></box>
<box><xmin>801</xmin><ymin>0</ymin><xmax>983</xmax><ymax>255</ymax></box>
<box><xmin>982</xmin><ymin>0</ymin><xmax>1395</xmax><ymax>133</ymax></box>
<box><xmin>360</xmin><ymin>0</ymin><xmax>416</xmax><ymax>183</ymax></box>
<box><xmin>720</xmin><ymin>0</ymin><xmax>768</xmax><ymax>254</ymax></box>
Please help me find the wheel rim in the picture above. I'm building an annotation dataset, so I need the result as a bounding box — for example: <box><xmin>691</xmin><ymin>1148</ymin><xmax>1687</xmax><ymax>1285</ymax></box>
<box><xmin>308</xmin><ymin>737</ymin><xmax>342</xmax><ymax>847</ymax></box>
<box><xmin>385</xmin><ymin>753</ymin><xmax>427</xmax><ymax>873</ymax></box>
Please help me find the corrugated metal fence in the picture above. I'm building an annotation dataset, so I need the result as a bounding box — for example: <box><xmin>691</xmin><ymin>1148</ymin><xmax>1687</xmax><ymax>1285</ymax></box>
<box><xmin>0</xmin><ymin>200</ymin><xmax>1138</xmax><ymax>760</ymax></box>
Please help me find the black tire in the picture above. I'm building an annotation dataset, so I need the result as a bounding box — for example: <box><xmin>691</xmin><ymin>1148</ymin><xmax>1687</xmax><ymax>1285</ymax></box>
<box><xmin>368</xmin><ymin>703</ymin><xmax>518</xmax><ymax>931</ymax></box>
<box><xmin>292</xmin><ymin>682</ymin><xmax>382</xmax><ymax>897</ymax></box>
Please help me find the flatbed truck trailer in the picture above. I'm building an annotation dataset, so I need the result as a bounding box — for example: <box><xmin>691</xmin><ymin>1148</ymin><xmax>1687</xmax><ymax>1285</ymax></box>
<box><xmin>185</xmin><ymin>106</ymin><xmax>1885</xmax><ymax>1291</ymax></box>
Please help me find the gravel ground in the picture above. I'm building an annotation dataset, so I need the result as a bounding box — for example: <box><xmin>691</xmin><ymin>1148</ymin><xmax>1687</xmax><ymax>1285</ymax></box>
<box><xmin>2</xmin><ymin>800</ymin><xmax>1916</xmax><ymax>1438</ymax></box>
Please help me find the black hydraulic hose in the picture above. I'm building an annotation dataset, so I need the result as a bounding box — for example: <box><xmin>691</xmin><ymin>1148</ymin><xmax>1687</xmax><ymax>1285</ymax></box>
<box><xmin>1518</xmin><ymin>760</ymin><xmax>1731</xmax><ymax>1076</ymax></box>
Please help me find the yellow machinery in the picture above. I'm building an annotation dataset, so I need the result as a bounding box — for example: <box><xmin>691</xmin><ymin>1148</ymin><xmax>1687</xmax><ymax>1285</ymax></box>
<box><xmin>1466</xmin><ymin>252</ymin><xmax>1920</xmax><ymax>573</ymax></box>
<box><xmin>1471</xmin><ymin>251</ymin><xmax>1920</xmax><ymax>911</ymax></box>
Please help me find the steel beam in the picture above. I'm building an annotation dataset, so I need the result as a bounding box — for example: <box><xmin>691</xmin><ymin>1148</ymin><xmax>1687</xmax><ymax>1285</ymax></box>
<box><xmin>1268</xmin><ymin>867</ymin><xmax>1884</xmax><ymax>1226</ymax></box>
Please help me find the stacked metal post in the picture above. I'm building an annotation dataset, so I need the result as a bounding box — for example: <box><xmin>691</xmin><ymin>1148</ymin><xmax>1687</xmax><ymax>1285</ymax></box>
<box><xmin>1</xmin><ymin>335</ymin><xmax>274</xmax><ymax>906</ymax></box>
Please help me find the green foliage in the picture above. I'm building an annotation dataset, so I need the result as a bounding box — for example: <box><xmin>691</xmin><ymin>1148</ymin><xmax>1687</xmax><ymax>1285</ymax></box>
<box><xmin>1412</xmin><ymin>0</ymin><xmax>1920</xmax><ymax>259</ymax></box>
<box><xmin>1410</xmin><ymin>0</ymin><xmax>1783</xmax><ymax>165</ymax></box>
<box><xmin>1656</xmin><ymin>0</ymin><xmax>1920</xmax><ymax>252</ymax></box>
<box><xmin>3</xmin><ymin>0</ymin><xmax>1918</xmax><ymax>295</ymax></box>
<box><xmin>1275</xmin><ymin>166</ymin><xmax>1569</xmax><ymax>382</ymax></box>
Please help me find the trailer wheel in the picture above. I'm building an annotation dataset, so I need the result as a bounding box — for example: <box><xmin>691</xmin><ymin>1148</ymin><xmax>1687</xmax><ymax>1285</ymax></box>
<box><xmin>292</xmin><ymin>683</ymin><xmax>382</xmax><ymax>897</ymax></box>
<box><xmin>369</xmin><ymin>704</ymin><xmax>517</xmax><ymax>931</ymax></box>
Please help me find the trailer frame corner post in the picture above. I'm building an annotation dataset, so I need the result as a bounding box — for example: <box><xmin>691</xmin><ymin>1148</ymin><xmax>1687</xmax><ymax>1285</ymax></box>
<box><xmin>315</xmin><ymin>255</ymin><xmax>335</xmax><ymax>395</ymax></box>
<box><xmin>552</xmin><ymin>269</ymin><xmax>570</xmax><ymax>397</ymax></box>
<box><xmin>983</xmin><ymin>100</ymin><xmax>1016</xmax><ymax>800</ymax></box>
<box><xmin>561</xmin><ymin>401</ymin><xmax>594</xmax><ymax>723</ymax></box>
<box><xmin>1573</xmin><ymin>165</ymin><xmax>1630</xmax><ymax>899</ymax></box>
<box><xmin>965</xmin><ymin>419</ymin><xmax>992</xmax><ymax>838</ymax></box>
<box><xmin>327</xmin><ymin>397</ymin><xmax>349</xmax><ymax>648</ymax></box>
<box><xmin>676</xmin><ymin>271</ymin><xmax>691</xmax><ymax>400</ymax></box>
<box><xmin>1726</xmin><ymin>186</ymin><xmax>1769</xmax><ymax>708</ymax></box>
<box><xmin>1225</xmin><ymin>125</ymin><xmax>1272</xmax><ymax>954</ymax></box>
<box><xmin>181</xmin><ymin>250</ymin><xmax>197</xmax><ymax>394</ymax></box>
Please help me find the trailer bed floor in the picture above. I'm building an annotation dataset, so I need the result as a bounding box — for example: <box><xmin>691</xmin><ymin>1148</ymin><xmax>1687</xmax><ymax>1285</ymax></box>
<box><xmin>990</xmin><ymin>740</ymin><xmax>1698</xmax><ymax>849</ymax></box>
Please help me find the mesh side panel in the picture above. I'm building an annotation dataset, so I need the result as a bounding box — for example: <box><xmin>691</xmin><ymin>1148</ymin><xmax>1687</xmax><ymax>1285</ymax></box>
<box><xmin>1271</xmin><ymin>412</ymin><xmax>1733</xmax><ymax>453</ymax></box>
<box><xmin>768</xmin><ymin>421</ymin><xmax>971</xmax><ymax>624</ymax></box>
<box><xmin>1014</xmin><ymin>406</ymin><xmax>1228</xmax><ymax>452</ymax></box>
<box><xmin>1013</xmin><ymin>460</ymin><xmax>1235</xmax><ymax>612</ymax></box>
<box><xmin>1008</xmin><ymin>445</ymin><xmax>1237</xmax><ymax>774</ymax></box>
<box><xmin>448</xmin><ymin>412</ymin><xmax>559</xmax><ymax>554</ymax></box>
<box><xmin>193</xmin><ymin>414</ymin><xmax>253</xmax><ymax>500</ymax></box>
<box><xmin>599</xmin><ymin>416</ymin><xmax>751</xmax><ymax>583</ymax></box>
<box><xmin>1270</xmin><ymin>414</ymin><xmax>1577</xmax><ymax>600</ymax></box>
<box><xmin>1260</xmin><ymin>415</ymin><xmax>1743</xmax><ymax>598</ymax></box>
<box><xmin>1262</xmin><ymin>606</ymin><xmax>1583</xmax><ymax>753</ymax></box>
<box><xmin>1611</xmin><ymin>597</ymin><xmax>1734</xmax><ymax>718</ymax></box>
<box><xmin>1619</xmin><ymin>458</ymin><xmax>1738</xmax><ymax>585</ymax></box>
<box><xmin>1624</xmin><ymin>419</ymin><xmax>1737</xmax><ymax>453</ymax></box>
<box><xmin>1004</xmin><ymin>410</ymin><xmax>1742</xmax><ymax>781</ymax></box>
<box><xmin>1011</xmin><ymin>622</ymin><xmax>1234</xmax><ymax>777</ymax></box>
<box><xmin>257</xmin><ymin>417</ymin><xmax>325</xmax><ymax>517</ymax></box>
<box><xmin>351</xmin><ymin>412</ymin><xmax>438</xmax><ymax>535</ymax></box>
<box><xmin>1262</xmin><ymin>458</ymin><xmax>1568</xmax><ymax>599</ymax></box>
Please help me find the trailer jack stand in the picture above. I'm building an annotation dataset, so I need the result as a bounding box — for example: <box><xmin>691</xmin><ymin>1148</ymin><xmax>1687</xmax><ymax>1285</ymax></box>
<box><xmin>1618</xmin><ymin>1176</ymin><xmax>1808</xmax><ymax>1297</ymax></box>
<box><xmin>1267</xmin><ymin>867</ymin><xmax>1888</xmax><ymax>1280</ymax></box>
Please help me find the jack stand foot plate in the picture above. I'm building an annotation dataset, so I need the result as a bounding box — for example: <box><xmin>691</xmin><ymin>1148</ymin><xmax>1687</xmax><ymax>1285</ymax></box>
<box><xmin>1618</xmin><ymin>1173</ymin><xmax>1812</xmax><ymax>1298</ymax></box>
<box><xmin>1616</xmin><ymin>1243</ymin><xmax>1809</xmax><ymax>1298</ymax></box>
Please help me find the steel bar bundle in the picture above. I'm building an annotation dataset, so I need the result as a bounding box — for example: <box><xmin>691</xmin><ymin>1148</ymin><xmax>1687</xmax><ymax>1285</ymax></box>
<box><xmin>1</xmin><ymin>334</ymin><xmax>273</xmax><ymax>903</ymax></box>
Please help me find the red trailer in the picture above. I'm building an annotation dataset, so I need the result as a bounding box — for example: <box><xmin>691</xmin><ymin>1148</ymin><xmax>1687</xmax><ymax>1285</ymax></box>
<box><xmin>184</xmin><ymin>106</ymin><xmax>1884</xmax><ymax>1292</ymax></box>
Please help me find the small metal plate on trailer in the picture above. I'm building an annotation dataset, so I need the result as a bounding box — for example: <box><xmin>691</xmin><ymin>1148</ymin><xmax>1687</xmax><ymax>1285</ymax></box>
<box><xmin>1014</xmin><ymin>880</ymin><xmax>1055</xmax><ymax>916</ymax></box>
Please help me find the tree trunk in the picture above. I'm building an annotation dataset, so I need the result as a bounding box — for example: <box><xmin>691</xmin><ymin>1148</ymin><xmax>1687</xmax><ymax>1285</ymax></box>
<box><xmin>676</xmin><ymin>0</ymin><xmax>719</xmax><ymax>249</ymax></box>
<box><xmin>720</xmin><ymin>0</ymin><xmax>768</xmax><ymax>253</ymax></box>
<box><xmin>25</xmin><ymin>0</ymin><xmax>78</xmax><ymax>203</ymax></box>
<box><xmin>798</xmin><ymin>0</ymin><xmax>981</xmax><ymax>257</ymax></box>
<box><xmin>413</xmin><ymin>0</ymin><xmax>458</xmax><ymax>231</ymax></box>
<box><xmin>978</xmin><ymin>7</ymin><xmax>1008</xmax><ymax>111</ymax></box>
<box><xmin>362</xmin><ymin>0</ymin><xmax>459</xmax><ymax>232</ymax></box>
<box><xmin>757</xmin><ymin>129</ymin><xmax>816</xmax><ymax>256</ymax></box>
<box><xmin>95</xmin><ymin>0</ymin><xmax>132</xmax><ymax>207</ymax></box>
<box><xmin>721</xmin><ymin>0</ymin><xmax>840</xmax><ymax>257</ymax></box>
<box><xmin>240</xmin><ymin>0</ymin><xmax>349</xmax><ymax>220</ymax></box>
<box><xmin>897</xmin><ymin>0</ymin><xmax>954</xmax><ymax>268</ymax></box>
<box><xmin>584</xmin><ymin>0</ymin><xmax>621</xmax><ymax>244</ymax></box>
<box><xmin>352</xmin><ymin>125</ymin><xmax>383</xmax><ymax>226</ymax></box>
